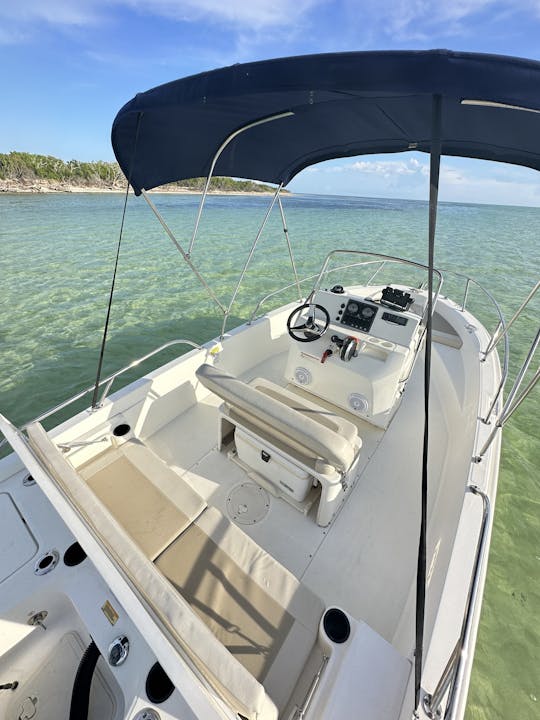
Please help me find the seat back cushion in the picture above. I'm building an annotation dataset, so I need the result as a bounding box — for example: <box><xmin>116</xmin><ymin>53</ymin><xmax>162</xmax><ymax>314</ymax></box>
<box><xmin>196</xmin><ymin>363</ymin><xmax>354</xmax><ymax>472</ymax></box>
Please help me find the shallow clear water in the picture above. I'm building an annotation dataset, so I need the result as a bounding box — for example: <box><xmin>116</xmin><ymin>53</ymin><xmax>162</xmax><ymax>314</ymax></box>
<box><xmin>1</xmin><ymin>192</ymin><xmax>538</xmax><ymax>718</ymax></box>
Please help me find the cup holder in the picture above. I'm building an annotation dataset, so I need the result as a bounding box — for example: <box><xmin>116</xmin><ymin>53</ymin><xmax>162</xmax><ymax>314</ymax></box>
<box><xmin>146</xmin><ymin>662</ymin><xmax>174</xmax><ymax>704</ymax></box>
<box><xmin>63</xmin><ymin>542</ymin><xmax>87</xmax><ymax>567</ymax></box>
<box><xmin>113</xmin><ymin>423</ymin><xmax>131</xmax><ymax>437</ymax></box>
<box><xmin>322</xmin><ymin>607</ymin><xmax>351</xmax><ymax>644</ymax></box>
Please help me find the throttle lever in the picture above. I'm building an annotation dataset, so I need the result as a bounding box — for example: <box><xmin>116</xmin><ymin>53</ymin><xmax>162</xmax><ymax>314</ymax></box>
<box><xmin>321</xmin><ymin>349</ymin><xmax>333</xmax><ymax>364</ymax></box>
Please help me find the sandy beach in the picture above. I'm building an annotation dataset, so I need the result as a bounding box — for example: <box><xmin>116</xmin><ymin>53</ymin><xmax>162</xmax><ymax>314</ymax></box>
<box><xmin>0</xmin><ymin>178</ymin><xmax>278</xmax><ymax>195</ymax></box>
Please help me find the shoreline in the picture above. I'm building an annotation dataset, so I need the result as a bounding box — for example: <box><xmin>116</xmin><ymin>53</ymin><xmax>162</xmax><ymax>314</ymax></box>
<box><xmin>0</xmin><ymin>180</ymin><xmax>279</xmax><ymax>196</ymax></box>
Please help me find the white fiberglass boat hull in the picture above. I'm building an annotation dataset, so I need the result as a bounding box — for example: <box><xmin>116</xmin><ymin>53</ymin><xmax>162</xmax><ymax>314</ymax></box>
<box><xmin>0</xmin><ymin>286</ymin><xmax>502</xmax><ymax>720</ymax></box>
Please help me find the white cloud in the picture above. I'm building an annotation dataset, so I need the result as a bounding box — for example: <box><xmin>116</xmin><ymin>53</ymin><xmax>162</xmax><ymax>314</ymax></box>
<box><xmin>128</xmin><ymin>0</ymin><xmax>321</xmax><ymax>29</ymax></box>
<box><xmin>0</xmin><ymin>0</ymin><xmax>321</xmax><ymax>33</ymax></box>
<box><xmin>324</xmin><ymin>157</ymin><xmax>430</xmax><ymax>179</ymax></box>
<box><xmin>361</xmin><ymin>0</ymin><xmax>533</xmax><ymax>40</ymax></box>
<box><xmin>350</xmin><ymin>157</ymin><xmax>429</xmax><ymax>178</ymax></box>
<box><xmin>291</xmin><ymin>155</ymin><xmax>540</xmax><ymax>206</ymax></box>
<box><xmin>0</xmin><ymin>1</ymin><xmax>104</xmax><ymax>27</ymax></box>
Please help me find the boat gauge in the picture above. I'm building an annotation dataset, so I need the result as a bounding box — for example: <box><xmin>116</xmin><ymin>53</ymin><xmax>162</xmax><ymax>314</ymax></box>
<box><xmin>340</xmin><ymin>299</ymin><xmax>378</xmax><ymax>333</ymax></box>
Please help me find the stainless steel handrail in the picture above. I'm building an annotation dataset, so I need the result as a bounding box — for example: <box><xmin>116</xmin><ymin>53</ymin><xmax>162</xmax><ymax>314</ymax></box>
<box><xmin>248</xmin><ymin>259</ymin><xmax>388</xmax><ymax>323</ymax></box>
<box><xmin>475</xmin><ymin>326</ymin><xmax>540</xmax><ymax>460</ymax></box>
<box><xmin>250</xmin><ymin>260</ymin><xmax>511</xmax><ymax>429</ymax></box>
<box><xmin>423</xmin><ymin>485</ymin><xmax>490</xmax><ymax>720</ymax></box>
<box><xmin>484</xmin><ymin>280</ymin><xmax>539</xmax><ymax>356</ymax></box>
<box><xmin>94</xmin><ymin>338</ymin><xmax>203</xmax><ymax>407</ymax></box>
<box><xmin>312</xmin><ymin>251</ymin><xmax>444</xmax><ymax>319</ymax></box>
<box><xmin>0</xmin><ymin>338</ymin><xmax>203</xmax><ymax>450</ymax></box>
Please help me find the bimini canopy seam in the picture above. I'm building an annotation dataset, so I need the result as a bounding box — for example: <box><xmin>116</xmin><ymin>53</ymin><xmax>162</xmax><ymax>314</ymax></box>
<box><xmin>111</xmin><ymin>49</ymin><xmax>540</xmax><ymax>195</ymax></box>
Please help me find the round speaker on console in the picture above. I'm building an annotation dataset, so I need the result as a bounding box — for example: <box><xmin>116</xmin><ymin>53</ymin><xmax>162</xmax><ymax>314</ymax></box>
<box><xmin>294</xmin><ymin>367</ymin><xmax>312</xmax><ymax>386</ymax></box>
<box><xmin>348</xmin><ymin>393</ymin><xmax>369</xmax><ymax>414</ymax></box>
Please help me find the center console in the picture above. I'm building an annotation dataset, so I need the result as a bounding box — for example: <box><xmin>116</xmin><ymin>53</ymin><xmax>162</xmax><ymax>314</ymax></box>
<box><xmin>284</xmin><ymin>285</ymin><xmax>424</xmax><ymax>429</ymax></box>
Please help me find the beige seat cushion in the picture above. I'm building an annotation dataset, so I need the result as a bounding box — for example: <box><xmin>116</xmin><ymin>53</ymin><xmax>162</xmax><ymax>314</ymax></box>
<box><xmin>249</xmin><ymin>377</ymin><xmax>359</xmax><ymax>447</ymax></box>
<box><xmin>196</xmin><ymin>363</ymin><xmax>357</xmax><ymax>473</ymax></box>
<box><xmin>78</xmin><ymin>440</ymin><xmax>206</xmax><ymax>560</ymax></box>
<box><xmin>26</xmin><ymin>422</ymin><xmax>277</xmax><ymax>720</ymax></box>
<box><xmin>156</xmin><ymin>506</ymin><xmax>324</xmax><ymax>711</ymax></box>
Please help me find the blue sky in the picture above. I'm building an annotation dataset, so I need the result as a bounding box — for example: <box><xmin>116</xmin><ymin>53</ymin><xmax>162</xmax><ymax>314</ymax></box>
<box><xmin>1</xmin><ymin>1</ymin><xmax>540</xmax><ymax>205</ymax></box>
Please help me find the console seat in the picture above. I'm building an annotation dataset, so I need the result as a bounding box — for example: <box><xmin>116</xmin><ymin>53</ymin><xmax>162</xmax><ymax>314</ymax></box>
<box><xmin>196</xmin><ymin>363</ymin><xmax>362</xmax><ymax>525</ymax></box>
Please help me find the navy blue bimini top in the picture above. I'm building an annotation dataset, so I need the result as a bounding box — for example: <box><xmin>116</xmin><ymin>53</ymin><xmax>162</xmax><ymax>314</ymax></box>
<box><xmin>111</xmin><ymin>49</ymin><xmax>540</xmax><ymax>194</ymax></box>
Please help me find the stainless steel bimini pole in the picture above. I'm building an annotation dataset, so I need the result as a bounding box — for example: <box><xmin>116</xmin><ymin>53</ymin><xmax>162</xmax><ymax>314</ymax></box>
<box><xmin>277</xmin><ymin>193</ymin><xmax>302</xmax><ymax>301</ymax></box>
<box><xmin>221</xmin><ymin>183</ymin><xmax>283</xmax><ymax>338</ymax></box>
<box><xmin>142</xmin><ymin>111</ymin><xmax>295</xmax><ymax>326</ymax></box>
<box><xmin>187</xmin><ymin>111</ymin><xmax>294</xmax><ymax>258</ymax></box>
<box><xmin>141</xmin><ymin>189</ymin><xmax>227</xmax><ymax>314</ymax></box>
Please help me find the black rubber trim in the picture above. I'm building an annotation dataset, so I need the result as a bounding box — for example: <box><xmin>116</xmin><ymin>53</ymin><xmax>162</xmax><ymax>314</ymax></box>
<box><xmin>69</xmin><ymin>640</ymin><xmax>100</xmax><ymax>720</ymax></box>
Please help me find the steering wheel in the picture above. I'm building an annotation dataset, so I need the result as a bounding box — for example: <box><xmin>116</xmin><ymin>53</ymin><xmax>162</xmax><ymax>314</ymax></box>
<box><xmin>287</xmin><ymin>303</ymin><xmax>330</xmax><ymax>343</ymax></box>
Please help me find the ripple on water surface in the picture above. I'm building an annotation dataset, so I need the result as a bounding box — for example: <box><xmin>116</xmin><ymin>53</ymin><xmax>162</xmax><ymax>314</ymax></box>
<box><xmin>1</xmin><ymin>192</ymin><xmax>539</xmax><ymax>719</ymax></box>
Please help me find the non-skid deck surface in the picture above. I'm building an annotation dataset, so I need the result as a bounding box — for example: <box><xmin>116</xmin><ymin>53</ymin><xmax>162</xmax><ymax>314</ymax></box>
<box><xmin>148</xmin><ymin>388</ymin><xmax>384</xmax><ymax>581</ymax></box>
<box><xmin>145</xmin><ymin>344</ymin><xmax>467</xmax><ymax>643</ymax></box>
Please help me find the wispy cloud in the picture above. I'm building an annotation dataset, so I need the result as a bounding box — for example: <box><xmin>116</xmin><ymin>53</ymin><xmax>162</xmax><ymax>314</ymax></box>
<box><xmin>127</xmin><ymin>0</ymin><xmax>322</xmax><ymax>30</ymax></box>
<box><xmin>320</xmin><ymin>157</ymin><xmax>430</xmax><ymax>179</ymax></box>
<box><xmin>349</xmin><ymin>157</ymin><xmax>429</xmax><ymax>178</ymax></box>
<box><xmin>0</xmin><ymin>0</ymin><xmax>321</xmax><ymax>34</ymax></box>
<box><xmin>293</xmin><ymin>155</ymin><xmax>540</xmax><ymax>206</ymax></box>
<box><xmin>3</xmin><ymin>0</ymin><xmax>540</xmax><ymax>52</ymax></box>
<box><xmin>0</xmin><ymin>1</ymin><xmax>105</xmax><ymax>27</ymax></box>
<box><xmin>345</xmin><ymin>0</ymin><xmax>536</xmax><ymax>42</ymax></box>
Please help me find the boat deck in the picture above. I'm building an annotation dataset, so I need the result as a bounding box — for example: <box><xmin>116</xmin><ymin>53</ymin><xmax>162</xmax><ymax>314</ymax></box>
<box><xmin>142</xmin><ymin>339</ymin><xmax>469</xmax><ymax>651</ymax></box>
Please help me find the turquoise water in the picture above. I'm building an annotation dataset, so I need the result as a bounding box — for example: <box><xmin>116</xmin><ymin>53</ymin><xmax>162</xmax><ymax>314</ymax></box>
<box><xmin>1</xmin><ymin>192</ymin><xmax>538</xmax><ymax>717</ymax></box>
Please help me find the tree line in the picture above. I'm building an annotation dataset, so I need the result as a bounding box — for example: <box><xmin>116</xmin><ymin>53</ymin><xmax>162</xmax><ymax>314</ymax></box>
<box><xmin>0</xmin><ymin>152</ymin><xmax>280</xmax><ymax>192</ymax></box>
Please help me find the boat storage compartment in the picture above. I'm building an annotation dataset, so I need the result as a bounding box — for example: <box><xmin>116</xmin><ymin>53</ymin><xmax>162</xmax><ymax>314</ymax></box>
<box><xmin>235</xmin><ymin>427</ymin><xmax>313</xmax><ymax>502</ymax></box>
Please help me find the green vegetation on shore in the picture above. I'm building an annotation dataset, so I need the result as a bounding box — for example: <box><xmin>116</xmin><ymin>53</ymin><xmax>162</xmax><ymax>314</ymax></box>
<box><xmin>0</xmin><ymin>151</ymin><xmax>280</xmax><ymax>193</ymax></box>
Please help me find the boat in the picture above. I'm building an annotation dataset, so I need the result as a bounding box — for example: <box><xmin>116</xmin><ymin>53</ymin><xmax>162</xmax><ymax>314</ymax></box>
<box><xmin>0</xmin><ymin>50</ymin><xmax>538</xmax><ymax>720</ymax></box>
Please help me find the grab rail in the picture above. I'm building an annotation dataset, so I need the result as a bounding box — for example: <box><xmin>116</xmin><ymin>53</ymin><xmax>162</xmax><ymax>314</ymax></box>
<box><xmin>475</xmin><ymin>326</ymin><xmax>540</xmax><ymax>461</ymax></box>
<box><xmin>248</xmin><ymin>259</ymin><xmax>388</xmax><ymax>323</ymax></box>
<box><xmin>250</xmin><ymin>261</ymin><xmax>513</xmax><ymax>427</ymax></box>
<box><xmin>250</xmin><ymin>254</ymin><xmax>445</xmax><ymax>325</ymax></box>
<box><xmin>312</xmin><ymin>251</ymin><xmax>444</xmax><ymax>326</ymax></box>
<box><xmin>423</xmin><ymin>485</ymin><xmax>490</xmax><ymax>720</ymax></box>
<box><xmin>0</xmin><ymin>338</ymin><xmax>203</xmax><ymax>450</ymax></box>
<box><xmin>484</xmin><ymin>280</ymin><xmax>539</xmax><ymax>357</ymax></box>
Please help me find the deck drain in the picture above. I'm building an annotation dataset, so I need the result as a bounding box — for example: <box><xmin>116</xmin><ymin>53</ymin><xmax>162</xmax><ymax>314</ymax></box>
<box><xmin>226</xmin><ymin>483</ymin><xmax>270</xmax><ymax>525</ymax></box>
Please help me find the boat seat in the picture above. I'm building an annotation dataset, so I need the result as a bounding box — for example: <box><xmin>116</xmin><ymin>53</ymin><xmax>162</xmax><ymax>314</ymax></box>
<box><xmin>26</xmin><ymin>421</ymin><xmax>324</xmax><ymax>720</ymax></box>
<box><xmin>155</xmin><ymin>505</ymin><xmax>324</xmax><ymax>711</ymax></box>
<box><xmin>195</xmin><ymin>363</ymin><xmax>360</xmax><ymax>474</ymax></box>
<box><xmin>77</xmin><ymin>440</ymin><xmax>206</xmax><ymax>560</ymax></box>
<box><xmin>249</xmin><ymin>376</ymin><xmax>360</xmax><ymax>448</ymax></box>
